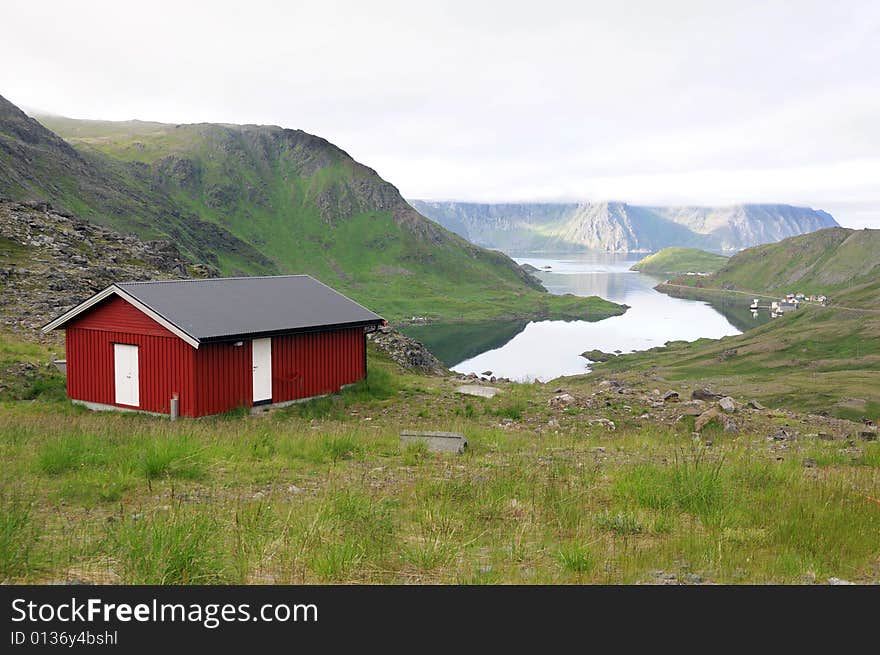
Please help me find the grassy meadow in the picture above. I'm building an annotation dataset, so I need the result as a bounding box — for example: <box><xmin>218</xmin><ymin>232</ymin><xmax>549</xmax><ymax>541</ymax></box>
<box><xmin>1</xmin><ymin>337</ymin><xmax>878</xmax><ymax>585</ymax></box>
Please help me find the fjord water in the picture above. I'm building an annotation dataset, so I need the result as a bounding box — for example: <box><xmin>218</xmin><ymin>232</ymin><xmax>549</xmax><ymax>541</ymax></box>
<box><xmin>402</xmin><ymin>252</ymin><xmax>762</xmax><ymax>382</ymax></box>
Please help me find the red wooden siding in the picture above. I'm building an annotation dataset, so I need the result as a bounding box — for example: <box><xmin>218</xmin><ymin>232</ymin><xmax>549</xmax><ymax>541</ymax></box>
<box><xmin>192</xmin><ymin>342</ymin><xmax>252</xmax><ymax>416</ymax></box>
<box><xmin>66</xmin><ymin>327</ymin><xmax>195</xmax><ymax>415</ymax></box>
<box><xmin>69</xmin><ymin>295</ymin><xmax>175</xmax><ymax>337</ymax></box>
<box><xmin>64</xmin><ymin>294</ymin><xmax>368</xmax><ymax>417</ymax></box>
<box><xmin>271</xmin><ymin>328</ymin><xmax>365</xmax><ymax>403</ymax></box>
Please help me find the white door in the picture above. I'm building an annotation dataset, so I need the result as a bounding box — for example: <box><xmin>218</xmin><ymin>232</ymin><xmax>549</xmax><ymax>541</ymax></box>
<box><xmin>252</xmin><ymin>338</ymin><xmax>272</xmax><ymax>403</ymax></box>
<box><xmin>113</xmin><ymin>343</ymin><xmax>140</xmax><ymax>407</ymax></box>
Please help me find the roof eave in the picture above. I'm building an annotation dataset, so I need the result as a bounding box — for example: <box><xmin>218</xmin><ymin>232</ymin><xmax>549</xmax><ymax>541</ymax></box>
<box><xmin>195</xmin><ymin>319</ymin><xmax>385</xmax><ymax>345</ymax></box>
<box><xmin>41</xmin><ymin>285</ymin><xmax>202</xmax><ymax>349</ymax></box>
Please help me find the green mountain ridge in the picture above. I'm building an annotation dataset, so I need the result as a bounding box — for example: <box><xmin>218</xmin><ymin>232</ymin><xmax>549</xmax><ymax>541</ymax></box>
<box><xmin>667</xmin><ymin>227</ymin><xmax>880</xmax><ymax>308</ymax></box>
<box><xmin>630</xmin><ymin>247</ymin><xmax>729</xmax><ymax>275</ymax></box>
<box><xmin>0</xmin><ymin>95</ymin><xmax>624</xmax><ymax>323</ymax></box>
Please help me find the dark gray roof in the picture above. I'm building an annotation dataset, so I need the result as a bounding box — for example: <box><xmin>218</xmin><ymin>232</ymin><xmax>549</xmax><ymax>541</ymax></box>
<box><xmin>116</xmin><ymin>275</ymin><xmax>383</xmax><ymax>341</ymax></box>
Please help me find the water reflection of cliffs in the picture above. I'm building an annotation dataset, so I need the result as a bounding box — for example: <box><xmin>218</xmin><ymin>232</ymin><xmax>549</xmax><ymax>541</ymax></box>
<box><xmin>400</xmin><ymin>320</ymin><xmax>528</xmax><ymax>367</ymax></box>
<box><xmin>540</xmin><ymin>271</ymin><xmax>639</xmax><ymax>303</ymax></box>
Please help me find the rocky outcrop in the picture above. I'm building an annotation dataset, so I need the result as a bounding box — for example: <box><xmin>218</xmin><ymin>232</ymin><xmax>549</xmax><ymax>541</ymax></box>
<box><xmin>366</xmin><ymin>326</ymin><xmax>447</xmax><ymax>376</ymax></box>
<box><xmin>581</xmin><ymin>349</ymin><xmax>616</xmax><ymax>362</ymax></box>
<box><xmin>0</xmin><ymin>199</ymin><xmax>216</xmax><ymax>338</ymax></box>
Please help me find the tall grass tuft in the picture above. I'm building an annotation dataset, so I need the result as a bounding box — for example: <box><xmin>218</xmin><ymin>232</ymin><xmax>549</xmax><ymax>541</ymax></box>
<box><xmin>36</xmin><ymin>433</ymin><xmax>107</xmax><ymax>475</ymax></box>
<box><xmin>139</xmin><ymin>436</ymin><xmax>205</xmax><ymax>480</ymax></box>
<box><xmin>323</xmin><ymin>435</ymin><xmax>360</xmax><ymax>462</ymax></box>
<box><xmin>0</xmin><ymin>496</ymin><xmax>39</xmax><ymax>579</ymax></box>
<box><xmin>556</xmin><ymin>542</ymin><xmax>596</xmax><ymax>574</ymax></box>
<box><xmin>595</xmin><ymin>510</ymin><xmax>643</xmax><ymax>535</ymax></box>
<box><xmin>343</xmin><ymin>367</ymin><xmax>398</xmax><ymax>402</ymax></box>
<box><xmin>111</xmin><ymin>508</ymin><xmax>230</xmax><ymax>584</ymax></box>
<box><xmin>614</xmin><ymin>447</ymin><xmax>726</xmax><ymax>519</ymax></box>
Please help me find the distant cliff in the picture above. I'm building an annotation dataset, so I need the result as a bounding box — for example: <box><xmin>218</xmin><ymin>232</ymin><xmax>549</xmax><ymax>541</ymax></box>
<box><xmin>410</xmin><ymin>200</ymin><xmax>838</xmax><ymax>253</ymax></box>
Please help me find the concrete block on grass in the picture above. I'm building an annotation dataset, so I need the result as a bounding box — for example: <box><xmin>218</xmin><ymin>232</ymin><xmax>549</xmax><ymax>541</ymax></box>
<box><xmin>400</xmin><ymin>431</ymin><xmax>468</xmax><ymax>454</ymax></box>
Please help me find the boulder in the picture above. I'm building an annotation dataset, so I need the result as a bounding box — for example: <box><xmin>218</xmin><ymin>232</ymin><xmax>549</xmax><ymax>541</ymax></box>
<box><xmin>692</xmin><ymin>387</ymin><xmax>722</xmax><ymax>401</ymax></box>
<box><xmin>694</xmin><ymin>407</ymin><xmax>721</xmax><ymax>432</ymax></box>
<box><xmin>549</xmin><ymin>393</ymin><xmax>576</xmax><ymax>407</ymax></box>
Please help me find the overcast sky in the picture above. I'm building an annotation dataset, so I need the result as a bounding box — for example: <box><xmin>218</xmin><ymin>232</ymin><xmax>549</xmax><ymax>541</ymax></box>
<box><xmin>3</xmin><ymin>1</ymin><xmax>879</xmax><ymax>227</ymax></box>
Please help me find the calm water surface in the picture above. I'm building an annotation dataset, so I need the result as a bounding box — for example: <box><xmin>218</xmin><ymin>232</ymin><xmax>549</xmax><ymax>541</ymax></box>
<box><xmin>403</xmin><ymin>252</ymin><xmax>765</xmax><ymax>382</ymax></box>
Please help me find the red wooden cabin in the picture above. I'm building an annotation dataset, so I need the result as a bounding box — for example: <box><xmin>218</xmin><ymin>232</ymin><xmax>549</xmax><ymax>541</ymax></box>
<box><xmin>42</xmin><ymin>276</ymin><xmax>384</xmax><ymax>417</ymax></box>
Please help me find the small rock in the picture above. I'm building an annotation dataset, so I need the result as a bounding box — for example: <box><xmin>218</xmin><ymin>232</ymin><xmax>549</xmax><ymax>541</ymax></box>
<box><xmin>747</xmin><ymin>399</ymin><xmax>766</xmax><ymax>410</ymax></box>
<box><xmin>683</xmin><ymin>573</ymin><xmax>703</xmax><ymax>584</ymax></box>
<box><xmin>718</xmin><ymin>396</ymin><xmax>736</xmax><ymax>413</ymax></box>
<box><xmin>482</xmin><ymin>370</ymin><xmax>493</xmax><ymax>376</ymax></box>
<box><xmin>662</xmin><ymin>390</ymin><xmax>680</xmax><ymax>403</ymax></box>
<box><xmin>287</xmin><ymin>485</ymin><xmax>303</xmax><ymax>494</ymax></box>
<box><xmin>589</xmin><ymin>418</ymin><xmax>616</xmax><ymax>431</ymax></box>
<box><xmin>827</xmin><ymin>577</ymin><xmax>854</xmax><ymax>585</ymax></box>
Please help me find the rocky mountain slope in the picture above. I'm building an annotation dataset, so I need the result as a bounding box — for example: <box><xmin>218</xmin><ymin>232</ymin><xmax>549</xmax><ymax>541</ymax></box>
<box><xmin>0</xmin><ymin>198</ymin><xmax>449</xmax><ymax>377</ymax></box>
<box><xmin>410</xmin><ymin>200</ymin><xmax>838</xmax><ymax>253</ymax></box>
<box><xmin>1</xmin><ymin>95</ymin><xmax>623</xmax><ymax>323</ymax></box>
<box><xmin>0</xmin><ymin>198</ymin><xmax>214</xmax><ymax>338</ymax></box>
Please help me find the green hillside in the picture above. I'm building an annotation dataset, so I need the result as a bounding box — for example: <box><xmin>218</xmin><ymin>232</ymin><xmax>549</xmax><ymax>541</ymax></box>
<box><xmin>608</xmin><ymin>227</ymin><xmax>880</xmax><ymax>421</ymax></box>
<box><xmin>597</xmin><ymin>305</ymin><xmax>880</xmax><ymax>420</ymax></box>
<box><xmin>667</xmin><ymin>228</ymin><xmax>880</xmax><ymax>309</ymax></box>
<box><xmin>0</xmin><ymin>96</ymin><xmax>624</xmax><ymax>323</ymax></box>
<box><xmin>631</xmin><ymin>247</ymin><xmax>728</xmax><ymax>275</ymax></box>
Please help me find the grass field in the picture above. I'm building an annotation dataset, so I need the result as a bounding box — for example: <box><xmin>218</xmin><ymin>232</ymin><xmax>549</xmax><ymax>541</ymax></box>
<box><xmin>1</xmin><ymin>338</ymin><xmax>878</xmax><ymax>585</ymax></box>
